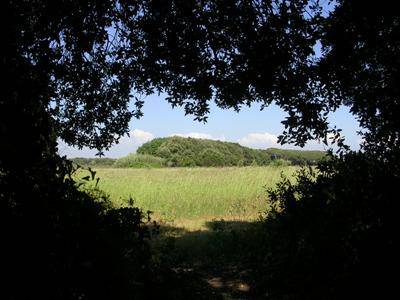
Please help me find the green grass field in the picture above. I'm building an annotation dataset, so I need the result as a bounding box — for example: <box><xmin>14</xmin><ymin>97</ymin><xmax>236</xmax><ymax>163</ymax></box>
<box><xmin>82</xmin><ymin>166</ymin><xmax>297</xmax><ymax>229</ymax></box>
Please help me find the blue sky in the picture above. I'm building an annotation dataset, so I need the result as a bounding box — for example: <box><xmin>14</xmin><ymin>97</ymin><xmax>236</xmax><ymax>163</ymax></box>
<box><xmin>59</xmin><ymin>93</ymin><xmax>362</xmax><ymax>158</ymax></box>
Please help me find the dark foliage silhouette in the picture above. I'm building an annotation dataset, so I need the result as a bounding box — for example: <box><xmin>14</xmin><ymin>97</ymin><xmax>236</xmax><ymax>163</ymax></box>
<box><xmin>252</xmin><ymin>153</ymin><xmax>398</xmax><ymax>299</ymax></box>
<box><xmin>250</xmin><ymin>2</ymin><xmax>400</xmax><ymax>298</ymax></box>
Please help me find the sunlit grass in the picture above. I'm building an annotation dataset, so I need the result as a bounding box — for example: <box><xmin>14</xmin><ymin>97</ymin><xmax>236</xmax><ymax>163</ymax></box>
<box><xmin>80</xmin><ymin>166</ymin><xmax>298</xmax><ymax>229</ymax></box>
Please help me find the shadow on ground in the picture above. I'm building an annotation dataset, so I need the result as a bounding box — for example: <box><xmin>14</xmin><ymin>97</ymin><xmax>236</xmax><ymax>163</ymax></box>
<box><xmin>151</xmin><ymin>219</ymin><xmax>266</xmax><ymax>300</ymax></box>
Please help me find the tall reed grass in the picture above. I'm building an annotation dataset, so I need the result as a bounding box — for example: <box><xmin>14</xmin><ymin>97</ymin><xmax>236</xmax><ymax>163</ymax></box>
<box><xmin>82</xmin><ymin>166</ymin><xmax>298</xmax><ymax>228</ymax></box>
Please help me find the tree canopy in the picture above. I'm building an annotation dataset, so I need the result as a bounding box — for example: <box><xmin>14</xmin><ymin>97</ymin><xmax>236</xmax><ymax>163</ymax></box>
<box><xmin>3</xmin><ymin>1</ymin><xmax>398</xmax><ymax>154</ymax></box>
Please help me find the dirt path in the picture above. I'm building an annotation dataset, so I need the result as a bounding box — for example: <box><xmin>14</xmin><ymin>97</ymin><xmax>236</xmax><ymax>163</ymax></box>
<box><xmin>156</xmin><ymin>219</ymin><xmax>263</xmax><ymax>299</ymax></box>
<box><xmin>202</xmin><ymin>266</ymin><xmax>253</xmax><ymax>300</ymax></box>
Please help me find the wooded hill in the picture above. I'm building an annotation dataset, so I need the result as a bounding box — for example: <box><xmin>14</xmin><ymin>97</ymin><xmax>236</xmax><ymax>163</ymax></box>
<box><xmin>71</xmin><ymin>137</ymin><xmax>326</xmax><ymax>168</ymax></box>
<box><xmin>136</xmin><ymin>136</ymin><xmax>326</xmax><ymax>167</ymax></box>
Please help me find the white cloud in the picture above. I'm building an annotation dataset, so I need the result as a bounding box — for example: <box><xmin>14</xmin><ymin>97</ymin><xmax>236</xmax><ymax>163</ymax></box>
<box><xmin>128</xmin><ymin>129</ymin><xmax>154</xmax><ymax>144</ymax></box>
<box><xmin>238</xmin><ymin>132</ymin><xmax>279</xmax><ymax>149</ymax></box>
<box><xmin>170</xmin><ymin>132</ymin><xmax>226</xmax><ymax>141</ymax></box>
<box><xmin>58</xmin><ymin>129</ymin><xmax>154</xmax><ymax>158</ymax></box>
<box><xmin>237</xmin><ymin>132</ymin><xmax>331</xmax><ymax>150</ymax></box>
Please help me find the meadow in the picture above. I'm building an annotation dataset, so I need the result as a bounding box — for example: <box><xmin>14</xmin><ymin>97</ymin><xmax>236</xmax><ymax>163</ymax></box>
<box><xmin>82</xmin><ymin>166</ymin><xmax>298</xmax><ymax>229</ymax></box>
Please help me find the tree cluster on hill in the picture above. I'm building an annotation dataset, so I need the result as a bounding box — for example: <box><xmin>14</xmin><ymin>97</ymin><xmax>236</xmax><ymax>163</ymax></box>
<box><xmin>137</xmin><ymin>136</ymin><xmax>270</xmax><ymax>167</ymax></box>
<box><xmin>137</xmin><ymin>136</ymin><xmax>326</xmax><ymax>167</ymax></box>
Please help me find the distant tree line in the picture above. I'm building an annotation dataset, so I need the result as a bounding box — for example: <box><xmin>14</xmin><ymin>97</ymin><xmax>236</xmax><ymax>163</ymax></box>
<box><xmin>72</xmin><ymin>137</ymin><xmax>326</xmax><ymax>168</ymax></box>
<box><xmin>71</xmin><ymin>157</ymin><xmax>116</xmax><ymax>167</ymax></box>
<box><xmin>265</xmin><ymin>148</ymin><xmax>326</xmax><ymax>166</ymax></box>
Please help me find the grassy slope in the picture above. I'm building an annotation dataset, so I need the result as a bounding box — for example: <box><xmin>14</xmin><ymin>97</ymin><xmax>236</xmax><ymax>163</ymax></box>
<box><xmin>81</xmin><ymin>166</ymin><xmax>297</xmax><ymax>229</ymax></box>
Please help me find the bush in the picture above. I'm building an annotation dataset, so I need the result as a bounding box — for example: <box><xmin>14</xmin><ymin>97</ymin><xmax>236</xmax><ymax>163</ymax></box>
<box><xmin>71</xmin><ymin>157</ymin><xmax>116</xmax><ymax>167</ymax></box>
<box><xmin>1</xmin><ymin>158</ymin><xmax>156</xmax><ymax>299</ymax></box>
<box><xmin>113</xmin><ymin>153</ymin><xmax>166</xmax><ymax>168</ymax></box>
<box><xmin>269</xmin><ymin>158</ymin><xmax>291</xmax><ymax>167</ymax></box>
<box><xmin>250</xmin><ymin>152</ymin><xmax>398</xmax><ymax>299</ymax></box>
<box><xmin>199</xmin><ymin>148</ymin><xmax>225</xmax><ymax>167</ymax></box>
<box><xmin>265</xmin><ymin>148</ymin><xmax>326</xmax><ymax>165</ymax></box>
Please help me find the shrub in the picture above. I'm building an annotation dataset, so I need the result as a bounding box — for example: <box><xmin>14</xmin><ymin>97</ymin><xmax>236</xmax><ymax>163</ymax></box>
<box><xmin>199</xmin><ymin>148</ymin><xmax>225</xmax><ymax>167</ymax></box>
<box><xmin>71</xmin><ymin>157</ymin><xmax>116</xmax><ymax>167</ymax></box>
<box><xmin>114</xmin><ymin>153</ymin><xmax>166</xmax><ymax>168</ymax></box>
<box><xmin>265</xmin><ymin>148</ymin><xmax>326</xmax><ymax>165</ymax></box>
<box><xmin>1</xmin><ymin>158</ymin><xmax>155</xmax><ymax>299</ymax></box>
<box><xmin>269</xmin><ymin>158</ymin><xmax>291</xmax><ymax>167</ymax></box>
<box><xmin>251</xmin><ymin>152</ymin><xmax>398</xmax><ymax>299</ymax></box>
